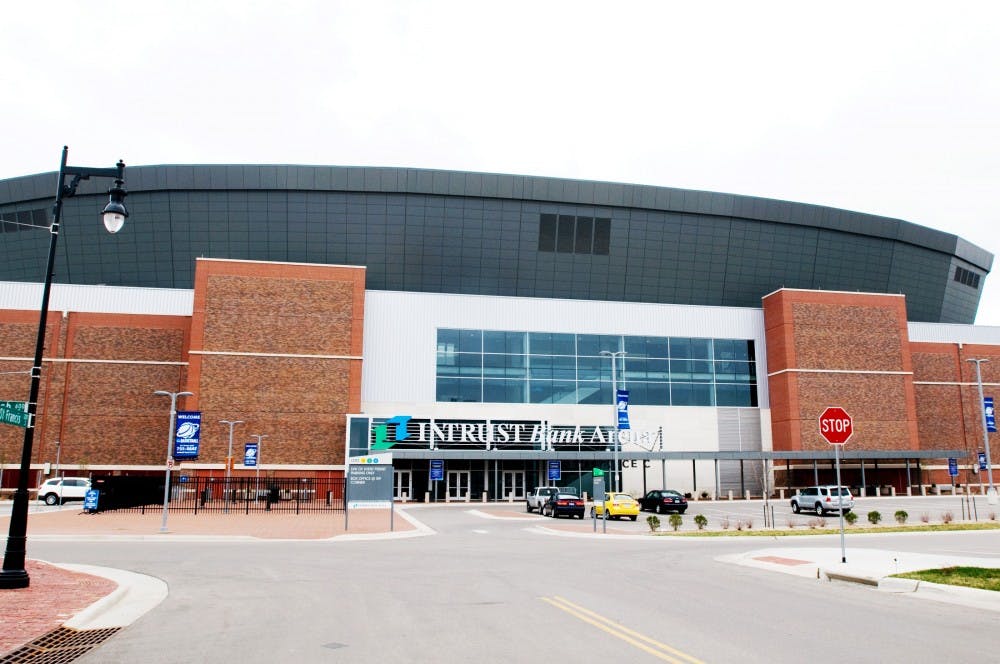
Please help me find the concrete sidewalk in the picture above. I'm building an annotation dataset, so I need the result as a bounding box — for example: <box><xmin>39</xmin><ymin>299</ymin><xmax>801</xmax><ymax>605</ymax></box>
<box><xmin>720</xmin><ymin>545</ymin><xmax>1000</xmax><ymax>612</ymax></box>
<box><xmin>0</xmin><ymin>506</ymin><xmax>427</xmax><ymax>657</ymax></box>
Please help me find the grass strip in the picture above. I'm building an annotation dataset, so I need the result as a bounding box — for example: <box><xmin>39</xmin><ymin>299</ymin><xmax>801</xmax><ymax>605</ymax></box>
<box><xmin>893</xmin><ymin>567</ymin><xmax>1000</xmax><ymax>592</ymax></box>
<box><xmin>647</xmin><ymin>522</ymin><xmax>1000</xmax><ymax>537</ymax></box>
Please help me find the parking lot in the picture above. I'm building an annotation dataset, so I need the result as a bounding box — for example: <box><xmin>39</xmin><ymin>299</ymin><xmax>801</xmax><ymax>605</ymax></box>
<box><xmin>495</xmin><ymin>493</ymin><xmax>999</xmax><ymax>533</ymax></box>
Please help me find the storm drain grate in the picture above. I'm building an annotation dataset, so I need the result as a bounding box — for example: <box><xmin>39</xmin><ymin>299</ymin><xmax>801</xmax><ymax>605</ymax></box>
<box><xmin>1</xmin><ymin>627</ymin><xmax>121</xmax><ymax>664</ymax></box>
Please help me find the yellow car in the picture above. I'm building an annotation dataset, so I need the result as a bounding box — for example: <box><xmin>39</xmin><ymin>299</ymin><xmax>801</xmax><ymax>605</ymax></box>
<box><xmin>591</xmin><ymin>492</ymin><xmax>640</xmax><ymax>520</ymax></box>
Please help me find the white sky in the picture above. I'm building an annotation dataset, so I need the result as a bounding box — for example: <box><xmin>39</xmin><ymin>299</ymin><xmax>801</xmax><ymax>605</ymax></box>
<box><xmin>2</xmin><ymin>1</ymin><xmax>998</xmax><ymax>324</ymax></box>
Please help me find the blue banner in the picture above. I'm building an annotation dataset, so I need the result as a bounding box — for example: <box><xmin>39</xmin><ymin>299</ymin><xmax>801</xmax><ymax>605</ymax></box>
<box><xmin>548</xmin><ymin>459</ymin><xmax>561</xmax><ymax>481</ymax></box>
<box><xmin>244</xmin><ymin>442</ymin><xmax>258</xmax><ymax>467</ymax></box>
<box><xmin>174</xmin><ymin>411</ymin><xmax>202</xmax><ymax>458</ymax></box>
<box><xmin>979</xmin><ymin>452</ymin><xmax>988</xmax><ymax>471</ymax></box>
<box><xmin>948</xmin><ymin>458</ymin><xmax>958</xmax><ymax>477</ymax></box>
<box><xmin>616</xmin><ymin>389</ymin><xmax>630</xmax><ymax>430</ymax></box>
<box><xmin>985</xmin><ymin>397</ymin><xmax>995</xmax><ymax>433</ymax></box>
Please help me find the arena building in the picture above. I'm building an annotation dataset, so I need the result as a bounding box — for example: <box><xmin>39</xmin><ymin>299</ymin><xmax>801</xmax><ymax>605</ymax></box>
<box><xmin>0</xmin><ymin>165</ymin><xmax>998</xmax><ymax>501</ymax></box>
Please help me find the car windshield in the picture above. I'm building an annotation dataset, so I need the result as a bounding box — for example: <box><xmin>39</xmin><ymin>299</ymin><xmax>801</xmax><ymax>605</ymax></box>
<box><xmin>612</xmin><ymin>495</ymin><xmax>633</xmax><ymax>502</ymax></box>
<box><xmin>555</xmin><ymin>493</ymin><xmax>578</xmax><ymax>499</ymax></box>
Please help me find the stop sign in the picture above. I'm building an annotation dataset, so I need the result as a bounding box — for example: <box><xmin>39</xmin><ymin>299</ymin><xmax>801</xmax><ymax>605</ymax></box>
<box><xmin>819</xmin><ymin>406</ymin><xmax>853</xmax><ymax>445</ymax></box>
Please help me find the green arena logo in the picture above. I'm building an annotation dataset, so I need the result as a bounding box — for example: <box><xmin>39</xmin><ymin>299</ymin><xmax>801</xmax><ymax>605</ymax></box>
<box><xmin>371</xmin><ymin>415</ymin><xmax>412</xmax><ymax>450</ymax></box>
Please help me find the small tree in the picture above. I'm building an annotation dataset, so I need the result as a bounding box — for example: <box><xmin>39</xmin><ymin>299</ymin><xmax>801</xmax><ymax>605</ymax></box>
<box><xmin>694</xmin><ymin>514</ymin><xmax>708</xmax><ymax>530</ymax></box>
<box><xmin>894</xmin><ymin>510</ymin><xmax>908</xmax><ymax>525</ymax></box>
<box><xmin>668</xmin><ymin>514</ymin><xmax>683</xmax><ymax>531</ymax></box>
<box><xmin>844</xmin><ymin>511</ymin><xmax>858</xmax><ymax>526</ymax></box>
<box><xmin>646</xmin><ymin>515</ymin><xmax>660</xmax><ymax>532</ymax></box>
<box><xmin>867</xmin><ymin>510</ymin><xmax>882</xmax><ymax>526</ymax></box>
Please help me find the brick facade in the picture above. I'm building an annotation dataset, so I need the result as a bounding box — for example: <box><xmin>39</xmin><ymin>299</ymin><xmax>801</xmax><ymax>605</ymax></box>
<box><xmin>0</xmin><ymin>259</ymin><xmax>365</xmax><ymax>487</ymax></box>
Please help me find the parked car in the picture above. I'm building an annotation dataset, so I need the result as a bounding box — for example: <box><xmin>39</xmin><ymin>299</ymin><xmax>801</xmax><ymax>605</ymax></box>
<box><xmin>540</xmin><ymin>492</ymin><xmax>585</xmax><ymax>519</ymax></box>
<box><xmin>36</xmin><ymin>477</ymin><xmax>91</xmax><ymax>505</ymax></box>
<box><xmin>591</xmin><ymin>491</ymin><xmax>639</xmax><ymax>520</ymax></box>
<box><xmin>791</xmin><ymin>485</ymin><xmax>854</xmax><ymax>515</ymax></box>
<box><xmin>639</xmin><ymin>489</ymin><xmax>688</xmax><ymax>514</ymax></box>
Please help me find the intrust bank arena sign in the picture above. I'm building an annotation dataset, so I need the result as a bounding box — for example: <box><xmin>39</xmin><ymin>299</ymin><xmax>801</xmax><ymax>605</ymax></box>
<box><xmin>364</xmin><ymin>416</ymin><xmax>663</xmax><ymax>452</ymax></box>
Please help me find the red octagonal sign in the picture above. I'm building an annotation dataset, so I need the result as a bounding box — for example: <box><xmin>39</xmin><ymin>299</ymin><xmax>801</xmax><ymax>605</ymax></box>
<box><xmin>819</xmin><ymin>406</ymin><xmax>853</xmax><ymax>445</ymax></box>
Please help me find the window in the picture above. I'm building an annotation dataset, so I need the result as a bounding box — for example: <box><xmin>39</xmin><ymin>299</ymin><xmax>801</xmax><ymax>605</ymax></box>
<box><xmin>954</xmin><ymin>266</ymin><xmax>981</xmax><ymax>289</ymax></box>
<box><xmin>436</xmin><ymin>330</ymin><xmax>757</xmax><ymax>407</ymax></box>
<box><xmin>538</xmin><ymin>214</ymin><xmax>611</xmax><ymax>255</ymax></box>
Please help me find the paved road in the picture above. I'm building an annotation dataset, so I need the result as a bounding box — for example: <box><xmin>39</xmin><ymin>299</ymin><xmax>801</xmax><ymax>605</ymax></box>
<box><xmin>24</xmin><ymin>503</ymin><xmax>1000</xmax><ymax>663</ymax></box>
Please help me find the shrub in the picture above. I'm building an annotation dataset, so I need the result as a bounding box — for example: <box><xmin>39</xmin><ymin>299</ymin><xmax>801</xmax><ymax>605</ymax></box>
<box><xmin>844</xmin><ymin>511</ymin><xmax>858</xmax><ymax>526</ymax></box>
<box><xmin>668</xmin><ymin>514</ymin><xmax>683</xmax><ymax>531</ymax></box>
<box><xmin>808</xmin><ymin>518</ymin><xmax>826</xmax><ymax>529</ymax></box>
<box><xmin>646</xmin><ymin>515</ymin><xmax>660</xmax><ymax>532</ymax></box>
<box><xmin>867</xmin><ymin>510</ymin><xmax>882</xmax><ymax>525</ymax></box>
<box><xmin>699</xmin><ymin>490</ymin><xmax>710</xmax><ymax>500</ymax></box>
<box><xmin>894</xmin><ymin>510</ymin><xmax>908</xmax><ymax>525</ymax></box>
<box><xmin>941</xmin><ymin>511</ymin><xmax>954</xmax><ymax>524</ymax></box>
<box><xmin>744</xmin><ymin>519</ymin><xmax>753</xmax><ymax>530</ymax></box>
<box><xmin>786</xmin><ymin>518</ymin><xmax>798</xmax><ymax>529</ymax></box>
<box><xmin>720</xmin><ymin>516</ymin><xmax>730</xmax><ymax>530</ymax></box>
<box><xmin>990</xmin><ymin>512</ymin><xmax>997</xmax><ymax>521</ymax></box>
<box><xmin>920</xmin><ymin>512</ymin><xmax>930</xmax><ymax>523</ymax></box>
<box><xmin>694</xmin><ymin>514</ymin><xmax>708</xmax><ymax>530</ymax></box>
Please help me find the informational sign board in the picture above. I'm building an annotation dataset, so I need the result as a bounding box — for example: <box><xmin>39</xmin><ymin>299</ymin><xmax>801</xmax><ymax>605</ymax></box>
<box><xmin>244</xmin><ymin>442</ymin><xmax>258</xmax><ymax>467</ymax></box>
<box><xmin>347</xmin><ymin>453</ymin><xmax>393</xmax><ymax>509</ymax></box>
<box><xmin>592</xmin><ymin>476</ymin><xmax>605</xmax><ymax>504</ymax></box>
<box><xmin>948</xmin><ymin>458</ymin><xmax>958</xmax><ymax>477</ymax></box>
<box><xmin>84</xmin><ymin>489</ymin><xmax>100</xmax><ymax>512</ymax></box>
<box><xmin>430</xmin><ymin>459</ymin><xmax>444</xmax><ymax>481</ymax></box>
<box><xmin>616</xmin><ymin>389</ymin><xmax>630</xmax><ymax>430</ymax></box>
<box><xmin>547</xmin><ymin>459</ymin><xmax>561</xmax><ymax>481</ymax></box>
<box><xmin>173</xmin><ymin>411</ymin><xmax>202</xmax><ymax>458</ymax></box>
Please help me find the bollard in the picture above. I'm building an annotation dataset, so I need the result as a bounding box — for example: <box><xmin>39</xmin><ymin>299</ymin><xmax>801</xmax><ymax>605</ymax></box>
<box><xmin>745</xmin><ymin>490</ymin><xmax>751</xmax><ymax>501</ymax></box>
<box><xmin>891</xmin><ymin>486</ymin><xmax>896</xmax><ymax>496</ymax></box>
<box><xmin>482</xmin><ymin>492</ymin><xmax>488</xmax><ymax>503</ymax></box>
<box><xmin>921</xmin><ymin>485</ymin><xmax>926</xmax><ymax>496</ymax></box>
<box><xmin>779</xmin><ymin>489</ymin><xmax>785</xmax><ymax>500</ymax></box>
<box><xmin>508</xmin><ymin>492</ymin><xmax>513</xmax><ymax>503</ymax></box>
<box><xmin>402</xmin><ymin>492</ymin><xmax>408</xmax><ymax>503</ymax></box>
<box><xmin>728</xmin><ymin>490</ymin><xmax>733</xmax><ymax>501</ymax></box>
<box><xmin>424</xmin><ymin>491</ymin><xmax>430</xmax><ymax>503</ymax></box>
<box><xmin>465</xmin><ymin>491</ymin><xmax>470</xmax><ymax>503</ymax></box>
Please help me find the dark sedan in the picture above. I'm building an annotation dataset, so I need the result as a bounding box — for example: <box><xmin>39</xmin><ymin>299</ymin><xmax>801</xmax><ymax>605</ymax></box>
<box><xmin>540</xmin><ymin>493</ymin><xmax>585</xmax><ymax>519</ymax></box>
<box><xmin>639</xmin><ymin>489</ymin><xmax>688</xmax><ymax>514</ymax></box>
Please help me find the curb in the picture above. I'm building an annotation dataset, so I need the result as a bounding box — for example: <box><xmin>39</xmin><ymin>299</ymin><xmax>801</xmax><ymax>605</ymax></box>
<box><xmin>51</xmin><ymin>563</ymin><xmax>168</xmax><ymax>630</ymax></box>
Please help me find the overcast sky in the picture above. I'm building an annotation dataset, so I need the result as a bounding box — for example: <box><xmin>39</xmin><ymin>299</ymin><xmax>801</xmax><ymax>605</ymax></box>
<box><xmin>3</xmin><ymin>2</ymin><xmax>998</xmax><ymax>324</ymax></box>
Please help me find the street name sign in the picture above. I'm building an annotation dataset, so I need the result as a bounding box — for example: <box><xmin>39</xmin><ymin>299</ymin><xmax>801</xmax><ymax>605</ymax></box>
<box><xmin>0</xmin><ymin>400</ymin><xmax>29</xmax><ymax>428</ymax></box>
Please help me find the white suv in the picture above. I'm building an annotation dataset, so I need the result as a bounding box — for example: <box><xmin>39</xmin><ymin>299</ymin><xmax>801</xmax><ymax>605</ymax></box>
<box><xmin>36</xmin><ymin>477</ymin><xmax>91</xmax><ymax>506</ymax></box>
<box><xmin>791</xmin><ymin>485</ymin><xmax>854</xmax><ymax>515</ymax></box>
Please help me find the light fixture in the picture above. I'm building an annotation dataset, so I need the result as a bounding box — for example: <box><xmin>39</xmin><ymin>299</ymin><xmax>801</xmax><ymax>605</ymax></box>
<box><xmin>102</xmin><ymin>174</ymin><xmax>129</xmax><ymax>233</ymax></box>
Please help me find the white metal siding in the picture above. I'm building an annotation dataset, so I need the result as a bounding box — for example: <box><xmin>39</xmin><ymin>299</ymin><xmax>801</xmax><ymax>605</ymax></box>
<box><xmin>908</xmin><ymin>321</ymin><xmax>1000</xmax><ymax>345</ymax></box>
<box><xmin>361</xmin><ymin>290</ymin><xmax>769</xmax><ymax>406</ymax></box>
<box><xmin>0</xmin><ymin>281</ymin><xmax>193</xmax><ymax>316</ymax></box>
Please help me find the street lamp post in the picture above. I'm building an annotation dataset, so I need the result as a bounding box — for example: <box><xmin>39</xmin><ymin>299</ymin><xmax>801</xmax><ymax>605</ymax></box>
<box><xmin>250</xmin><ymin>434</ymin><xmax>268</xmax><ymax>497</ymax></box>
<box><xmin>1</xmin><ymin>147</ymin><xmax>128</xmax><ymax>590</ymax></box>
<box><xmin>154</xmin><ymin>390</ymin><xmax>194</xmax><ymax>533</ymax></box>
<box><xmin>220</xmin><ymin>420</ymin><xmax>244</xmax><ymax>513</ymax></box>
<box><xmin>600</xmin><ymin>350</ymin><xmax>627</xmax><ymax>492</ymax></box>
<box><xmin>967</xmin><ymin>358</ymin><xmax>996</xmax><ymax>502</ymax></box>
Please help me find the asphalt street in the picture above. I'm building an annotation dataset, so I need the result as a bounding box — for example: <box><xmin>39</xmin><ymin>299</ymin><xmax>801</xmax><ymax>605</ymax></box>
<box><xmin>20</xmin><ymin>501</ymin><xmax>1000</xmax><ymax>663</ymax></box>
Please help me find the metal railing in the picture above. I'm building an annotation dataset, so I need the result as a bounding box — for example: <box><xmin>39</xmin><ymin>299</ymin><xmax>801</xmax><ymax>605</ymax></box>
<box><xmin>91</xmin><ymin>476</ymin><xmax>345</xmax><ymax>514</ymax></box>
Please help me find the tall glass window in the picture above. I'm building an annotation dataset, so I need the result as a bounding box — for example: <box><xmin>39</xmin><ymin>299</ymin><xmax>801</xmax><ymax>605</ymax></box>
<box><xmin>436</xmin><ymin>329</ymin><xmax>758</xmax><ymax>407</ymax></box>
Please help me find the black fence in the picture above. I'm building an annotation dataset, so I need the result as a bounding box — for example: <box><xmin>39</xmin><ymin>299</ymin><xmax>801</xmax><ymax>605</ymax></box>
<box><xmin>91</xmin><ymin>475</ymin><xmax>345</xmax><ymax>514</ymax></box>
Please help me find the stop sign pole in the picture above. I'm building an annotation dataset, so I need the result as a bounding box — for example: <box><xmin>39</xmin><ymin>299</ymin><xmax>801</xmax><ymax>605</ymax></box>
<box><xmin>819</xmin><ymin>406</ymin><xmax>853</xmax><ymax>564</ymax></box>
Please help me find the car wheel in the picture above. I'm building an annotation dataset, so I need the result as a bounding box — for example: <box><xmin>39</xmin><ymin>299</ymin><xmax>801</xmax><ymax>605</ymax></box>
<box><xmin>44</xmin><ymin>493</ymin><xmax>59</xmax><ymax>506</ymax></box>
<box><xmin>791</xmin><ymin>501</ymin><xmax>800</xmax><ymax>514</ymax></box>
<box><xmin>577</xmin><ymin>513</ymin><xmax>584</xmax><ymax>520</ymax></box>
<box><xmin>629</xmin><ymin>515</ymin><xmax>637</xmax><ymax>522</ymax></box>
<box><xmin>526</xmin><ymin>503</ymin><xmax>532</xmax><ymax>513</ymax></box>
<box><xmin>657</xmin><ymin>504</ymin><xmax>666</xmax><ymax>515</ymax></box>
<box><xmin>815</xmin><ymin>503</ymin><xmax>826</xmax><ymax>516</ymax></box>
<box><xmin>678</xmin><ymin>509</ymin><xmax>687</xmax><ymax>515</ymax></box>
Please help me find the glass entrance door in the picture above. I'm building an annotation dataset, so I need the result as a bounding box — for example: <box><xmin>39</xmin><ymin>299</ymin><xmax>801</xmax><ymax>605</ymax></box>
<box><xmin>447</xmin><ymin>470</ymin><xmax>470</xmax><ymax>500</ymax></box>
<box><xmin>501</xmin><ymin>470</ymin><xmax>526</xmax><ymax>499</ymax></box>
<box><xmin>394</xmin><ymin>470</ymin><xmax>412</xmax><ymax>500</ymax></box>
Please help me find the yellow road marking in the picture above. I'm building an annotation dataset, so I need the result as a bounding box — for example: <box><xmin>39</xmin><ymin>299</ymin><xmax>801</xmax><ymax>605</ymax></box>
<box><xmin>540</xmin><ymin>596</ymin><xmax>704</xmax><ymax>664</ymax></box>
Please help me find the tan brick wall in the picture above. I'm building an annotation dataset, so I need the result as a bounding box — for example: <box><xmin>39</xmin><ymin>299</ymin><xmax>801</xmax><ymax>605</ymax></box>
<box><xmin>763</xmin><ymin>289</ymin><xmax>917</xmax><ymax>453</ymax></box>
